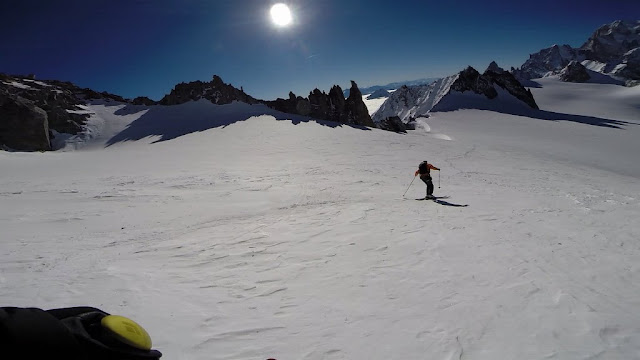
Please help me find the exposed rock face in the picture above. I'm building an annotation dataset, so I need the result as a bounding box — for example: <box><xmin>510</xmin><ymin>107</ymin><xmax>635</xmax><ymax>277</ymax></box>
<box><xmin>513</xmin><ymin>20</ymin><xmax>640</xmax><ymax>82</ymax></box>
<box><xmin>373</xmin><ymin>78</ymin><xmax>456</xmax><ymax>123</ymax></box>
<box><xmin>266</xmin><ymin>81</ymin><xmax>375</xmax><ymax>127</ymax></box>
<box><xmin>345</xmin><ymin>81</ymin><xmax>375</xmax><ymax>127</ymax></box>
<box><xmin>377</xmin><ymin>116</ymin><xmax>406</xmax><ymax>133</ymax></box>
<box><xmin>559</xmin><ymin>61</ymin><xmax>591</xmax><ymax>83</ymax></box>
<box><xmin>619</xmin><ymin>48</ymin><xmax>640</xmax><ymax>80</ymax></box>
<box><xmin>159</xmin><ymin>75</ymin><xmax>258</xmax><ymax>105</ymax></box>
<box><xmin>486</xmin><ymin>61</ymin><xmax>505</xmax><ymax>73</ymax></box>
<box><xmin>581</xmin><ymin>20</ymin><xmax>640</xmax><ymax>63</ymax></box>
<box><xmin>452</xmin><ymin>66</ymin><xmax>538</xmax><ymax>109</ymax></box>
<box><xmin>451</xmin><ymin>67</ymin><xmax>498</xmax><ymax>99</ymax></box>
<box><xmin>132</xmin><ymin>96</ymin><xmax>156</xmax><ymax>105</ymax></box>
<box><xmin>373</xmin><ymin>65</ymin><xmax>538</xmax><ymax>123</ymax></box>
<box><xmin>483</xmin><ymin>67</ymin><xmax>539</xmax><ymax>109</ymax></box>
<box><xmin>0</xmin><ymin>72</ymin><xmax>389</xmax><ymax>151</ymax></box>
<box><xmin>0</xmin><ymin>91</ymin><xmax>51</xmax><ymax>151</ymax></box>
<box><xmin>0</xmin><ymin>74</ymin><xmax>160</xmax><ymax>151</ymax></box>
<box><xmin>308</xmin><ymin>88</ymin><xmax>330</xmax><ymax>119</ymax></box>
<box><xmin>0</xmin><ymin>76</ymin><xmax>92</xmax><ymax>144</ymax></box>
<box><xmin>328</xmin><ymin>85</ymin><xmax>346</xmax><ymax>122</ymax></box>
<box><xmin>513</xmin><ymin>44</ymin><xmax>579</xmax><ymax>80</ymax></box>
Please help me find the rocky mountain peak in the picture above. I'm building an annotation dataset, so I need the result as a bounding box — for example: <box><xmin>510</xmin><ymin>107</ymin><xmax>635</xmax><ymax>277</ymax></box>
<box><xmin>559</xmin><ymin>61</ymin><xmax>591</xmax><ymax>83</ymax></box>
<box><xmin>1</xmin><ymin>75</ymin><xmax>128</xmax><ymax>151</ymax></box>
<box><xmin>345</xmin><ymin>81</ymin><xmax>375</xmax><ymax>127</ymax></box>
<box><xmin>580</xmin><ymin>20</ymin><xmax>640</xmax><ymax>63</ymax></box>
<box><xmin>266</xmin><ymin>81</ymin><xmax>374</xmax><ymax>127</ymax></box>
<box><xmin>513</xmin><ymin>20</ymin><xmax>640</xmax><ymax>83</ymax></box>
<box><xmin>159</xmin><ymin>75</ymin><xmax>258</xmax><ymax>106</ymax></box>
<box><xmin>372</xmin><ymin>66</ymin><xmax>538</xmax><ymax>124</ymax></box>
<box><xmin>486</xmin><ymin>61</ymin><xmax>505</xmax><ymax>73</ymax></box>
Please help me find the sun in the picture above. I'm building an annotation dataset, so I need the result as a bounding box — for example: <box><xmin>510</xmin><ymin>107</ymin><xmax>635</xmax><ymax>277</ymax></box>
<box><xmin>270</xmin><ymin>3</ymin><xmax>292</xmax><ymax>27</ymax></box>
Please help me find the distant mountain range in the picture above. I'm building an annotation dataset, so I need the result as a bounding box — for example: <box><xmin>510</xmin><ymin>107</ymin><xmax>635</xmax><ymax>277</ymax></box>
<box><xmin>2</xmin><ymin>20</ymin><xmax>638</xmax><ymax>151</ymax></box>
<box><xmin>343</xmin><ymin>78</ymin><xmax>439</xmax><ymax>97</ymax></box>
<box><xmin>0</xmin><ymin>74</ymin><xmax>376</xmax><ymax>151</ymax></box>
<box><xmin>370</xmin><ymin>20</ymin><xmax>639</xmax><ymax>124</ymax></box>
<box><xmin>512</xmin><ymin>20</ymin><xmax>639</xmax><ymax>85</ymax></box>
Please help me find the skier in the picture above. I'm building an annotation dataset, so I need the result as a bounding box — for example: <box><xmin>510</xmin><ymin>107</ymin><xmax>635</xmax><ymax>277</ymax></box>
<box><xmin>414</xmin><ymin>160</ymin><xmax>440</xmax><ymax>199</ymax></box>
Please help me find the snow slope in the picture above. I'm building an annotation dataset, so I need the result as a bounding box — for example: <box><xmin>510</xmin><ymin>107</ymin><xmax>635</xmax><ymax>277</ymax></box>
<box><xmin>372</xmin><ymin>75</ymin><xmax>459</xmax><ymax>122</ymax></box>
<box><xmin>362</xmin><ymin>89</ymin><xmax>398</xmax><ymax>116</ymax></box>
<box><xmin>2</xmin><ymin>80</ymin><xmax>640</xmax><ymax>360</ymax></box>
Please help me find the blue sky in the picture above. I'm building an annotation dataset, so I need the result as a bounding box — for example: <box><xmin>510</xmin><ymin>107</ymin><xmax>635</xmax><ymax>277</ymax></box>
<box><xmin>1</xmin><ymin>0</ymin><xmax>638</xmax><ymax>100</ymax></box>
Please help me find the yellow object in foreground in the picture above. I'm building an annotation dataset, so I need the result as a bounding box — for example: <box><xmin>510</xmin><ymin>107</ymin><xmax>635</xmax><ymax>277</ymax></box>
<box><xmin>101</xmin><ymin>315</ymin><xmax>152</xmax><ymax>350</ymax></box>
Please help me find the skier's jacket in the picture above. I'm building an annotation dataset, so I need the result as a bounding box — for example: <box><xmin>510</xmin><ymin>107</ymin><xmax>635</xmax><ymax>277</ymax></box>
<box><xmin>415</xmin><ymin>161</ymin><xmax>439</xmax><ymax>179</ymax></box>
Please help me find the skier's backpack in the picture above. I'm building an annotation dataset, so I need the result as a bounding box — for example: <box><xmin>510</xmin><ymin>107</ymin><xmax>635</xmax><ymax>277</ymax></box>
<box><xmin>418</xmin><ymin>161</ymin><xmax>429</xmax><ymax>174</ymax></box>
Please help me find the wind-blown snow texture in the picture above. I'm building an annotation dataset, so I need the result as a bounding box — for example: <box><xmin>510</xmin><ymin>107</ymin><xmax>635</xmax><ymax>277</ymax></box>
<box><xmin>2</xmin><ymin>79</ymin><xmax>640</xmax><ymax>360</ymax></box>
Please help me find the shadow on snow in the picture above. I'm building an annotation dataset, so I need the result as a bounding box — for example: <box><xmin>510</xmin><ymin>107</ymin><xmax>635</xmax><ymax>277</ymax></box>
<box><xmin>433</xmin><ymin>199</ymin><xmax>469</xmax><ymax>207</ymax></box>
<box><xmin>436</xmin><ymin>102</ymin><xmax>634</xmax><ymax>129</ymax></box>
<box><xmin>103</xmin><ymin>100</ymin><xmax>371</xmax><ymax>146</ymax></box>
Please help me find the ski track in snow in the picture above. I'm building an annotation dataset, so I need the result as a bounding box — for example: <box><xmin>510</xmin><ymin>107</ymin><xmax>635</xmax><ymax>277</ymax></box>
<box><xmin>2</xmin><ymin>80</ymin><xmax>640</xmax><ymax>359</ymax></box>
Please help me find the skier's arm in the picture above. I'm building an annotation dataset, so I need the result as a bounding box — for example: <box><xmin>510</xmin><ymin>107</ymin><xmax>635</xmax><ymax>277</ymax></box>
<box><xmin>414</xmin><ymin>170</ymin><xmax>419</xmax><ymax>176</ymax></box>
<box><xmin>428</xmin><ymin>164</ymin><xmax>440</xmax><ymax>171</ymax></box>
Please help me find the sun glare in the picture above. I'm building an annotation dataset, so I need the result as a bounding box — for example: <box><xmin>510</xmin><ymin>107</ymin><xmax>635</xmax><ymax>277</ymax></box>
<box><xmin>270</xmin><ymin>3</ymin><xmax>292</xmax><ymax>27</ymax></box>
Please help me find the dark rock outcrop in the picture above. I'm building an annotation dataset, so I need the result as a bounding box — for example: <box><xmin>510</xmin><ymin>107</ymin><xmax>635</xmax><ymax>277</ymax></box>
<box><xmin>450</xmin><ymin>66</ymin><xmax>538</xmax><ymax>109</ymax></box>
<box><xmin>132</xmin><ymin>96</ymin><xmax>157</xmax><ymax>106</ymax></box>
<box><xmin>328</xmin><ymin>85</ymin><xmax>346</xmax><ymax>122</ymax></box>
<box><xmin>373</xmin><ymin>65</ymin><xmax>539</xmax><ymax>123</ymax></box>
<box><xmin>619</xmin><ymin>48</ymin><xmax>640</xmax><ymax>80</ymax></box>
<box><xmin>345</xmin><ymin>81</ymin><xmax>375</xmax><ymax>127</ymax></box>
<box><xmin>0</xmin><ymin>92</ymin><xmax>51</xmax><ymax>151</ymax></box>
<box><xmin>581</xmin><ymin>20</ymin><xmax>640</xmax><ymax>63</ymax></box>
<box><xmin>159</xmin><ymin>75</ymin><xmax>258</xmax><ymax>105</ymax></box>
<box><xmin>266</xmin><ymin>81</ymin><xmax>374</xmax><ymax>127</ymax></box>
<box><xmin>0</xmin><ymin>74</ymin><xmax>154</xmax><ymax>151</ymax></box>
<box><xmin>559</xmin><ymin>61</ymin><xmax>591</xmax><ymax>83</ymax></box>
<box><xmin>0</xmin><ymin>76</ymin><xmax>91</xmax><ymax>138</ymax></box>
<box><xmin>377</xmin><ymin>116</ymin><xmax>407</xmax><ymax>133</ymax></box>
<box><xmin>483</xmin><ymin>68</ymin><xmax>539</xmax><ymax>109</ymax></box>
<box><xmin>486</xmin><ymin>61</ymin><xmax>505</xmax><ymax>73</ymax></box>
<box><xmin>451</xmin><ymin>67</ymin><xmax>498</xmax><ymax>99</ymax></box>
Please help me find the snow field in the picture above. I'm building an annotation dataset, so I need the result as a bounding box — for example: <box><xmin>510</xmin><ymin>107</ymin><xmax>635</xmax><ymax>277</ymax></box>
<box><xmin>1</xmin><ymin>79</ymin><xmax>640</xmax><ymax>359</ymax></box>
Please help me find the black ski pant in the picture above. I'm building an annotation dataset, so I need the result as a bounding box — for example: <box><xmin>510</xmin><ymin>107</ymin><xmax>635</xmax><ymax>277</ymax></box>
<box><xmin>420</xmin><ymin>175</ymin><xmax>434</xmax><ymax>196</ymax></box>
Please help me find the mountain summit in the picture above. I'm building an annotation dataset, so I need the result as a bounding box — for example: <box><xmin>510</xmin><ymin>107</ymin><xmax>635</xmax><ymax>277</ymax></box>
<box><xmin>513</xmin><ymin>20</ymin><xmax>640</xmax><ymax>84</ymax></box>
<box><xmin>159</xmin><ymin>75</ymin><xmax>258</xmax><ymax>105</ymax></box>
<box><xmin>372</xmin><ymin>64</ymin><xmax>537</xmax><ymax>123</ymax></box>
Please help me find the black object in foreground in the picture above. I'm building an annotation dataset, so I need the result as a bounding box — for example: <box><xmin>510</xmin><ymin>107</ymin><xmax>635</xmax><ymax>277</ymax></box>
<box><xmin>0</xmin><ymin>306</ymin><xmax>162</xmax><ymax>360</ymax></box>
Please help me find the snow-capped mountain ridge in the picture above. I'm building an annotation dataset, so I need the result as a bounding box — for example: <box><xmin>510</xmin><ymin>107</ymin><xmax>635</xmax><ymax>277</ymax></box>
<box><xmin>372</xmin><ymin>75</ymin><xmax>458</xmax><ymax>122</ymax></box>
<box><xmin>372</xmin><ymin>65</ymin><xmax>537</xmax><ymax>123</ymax></box>
<box><xmin>513</xmin><ymin>20</ymin><xmax>640</xmax><ymax>83</ymax></box>
<box><xmin>343</xmin><ymin>78</ymin><xmax>438</xmax><ymax>97</ymax></box>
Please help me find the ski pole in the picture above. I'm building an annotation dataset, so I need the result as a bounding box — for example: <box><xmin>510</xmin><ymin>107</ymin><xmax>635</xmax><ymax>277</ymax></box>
<box><xmin>403</xmin><ymin>175</ymin><xmax>416</xmax><ymax>197</ymax></box>
<box><xmin>438</xmin><ymin>171</ymin><xmax>441</xmax><ymax>189</ymax></box>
